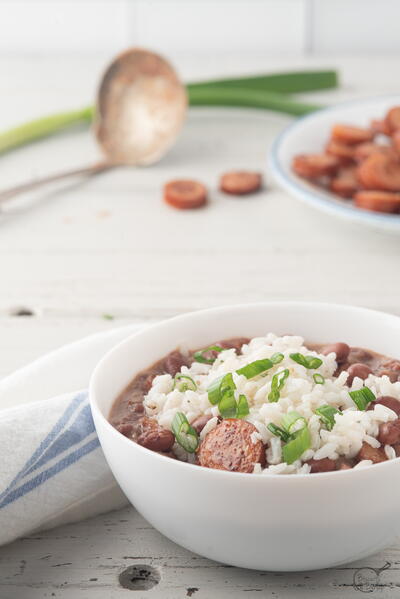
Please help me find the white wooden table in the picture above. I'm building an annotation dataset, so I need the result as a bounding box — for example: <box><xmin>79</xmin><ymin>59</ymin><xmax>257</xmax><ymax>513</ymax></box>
<box><xmin>1</xmin><ymin>54</ymin><xmax>400</xmax><ymax>597</ymax></box>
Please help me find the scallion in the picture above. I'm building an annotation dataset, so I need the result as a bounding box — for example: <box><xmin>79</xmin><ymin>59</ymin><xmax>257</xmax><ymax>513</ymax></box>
<box><xmin>268</xmin><ymin>368</ymin><xmax>289</xmax><ymax>402</ymax></box>
<box><xmin>349</xmin><ymin>387</ymin><xmax>376</xmax><ymax>411</ymax></box>
<box><xmin>281</xmin><ymin>411</ymin><xmax>306</xmax><ymax>434</ymax></box>
<box><xmin>173</xmin><ymin>373</ymin><xmax>197</xmax><ymax>392</ymax></box>
<box><xmin>207</xmin><ymin>375</ymin><xmax>224</xmax><ymax>405</ymax></box>
<box><xmin>207</xmin><ymin>372</ymin><xmax>249</xmax><ymax>419</ymax></box>
<box><xmin>290</xmin><ymin>353</ymin><xmax>323</xmax><ymax>369</ymax></box>
<box><xmin>267</xmin><ymin>423</ymin><xmax>290</xmax><ymax>443</ymax></box>
<box><xmin>218</xmin><ymin>390</ymin><xmax>238</xmax><ymax>419</ymax></box>
<box><xmin>270</xmin><ymin>352</ymin><xmax>284</xmax><ymax>365</ymax></box>
<box><xmin>193</xmin><ymin>345</ymin><xmax>223</xmax><ymax>364</ymax></box>
<box><xmin>236</xmin><ymin>358</ymin><xmax>273</xmax><ymax>379</ymax></box>
<box><xmin>313</xmin><ymin>373</ymin><xmax>325</xmax><ymax>384</ymax></box>
<box><xmin>236</xmin><ymin>394</ymin><xmax>250</xmax><ymax>419</ymax></box>
<box><xmin>315</xmin><ymin>405</ymin><xmax>341</xmax><ymax>431</ymax></box>
<box><xmin>171</xmin><ymin>412</ymin><xmax>199</xmax><ymax>453</ymax></box>
<box><xmin>282</xmin><ymin>425</ymin><xmax>311</xmax><ymax>465</ymax></box>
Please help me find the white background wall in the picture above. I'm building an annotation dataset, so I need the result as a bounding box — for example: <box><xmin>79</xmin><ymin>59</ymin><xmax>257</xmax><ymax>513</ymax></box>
<box><xmin>0</xmin><ymin>0</ymin><xmax>399</xmax><ymax>58</ymax></box>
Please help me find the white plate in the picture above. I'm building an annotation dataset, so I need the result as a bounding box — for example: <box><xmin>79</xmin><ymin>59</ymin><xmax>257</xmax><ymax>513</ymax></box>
<box><xmin>269</xmin><ymin>95</ymin><xmax>400</xmax><ymax>233</ymax></box>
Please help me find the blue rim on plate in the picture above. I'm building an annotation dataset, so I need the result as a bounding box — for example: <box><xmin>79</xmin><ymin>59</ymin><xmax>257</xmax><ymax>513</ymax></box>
<box><xmin>268</xmin><ymin>95</ymin><xmax>400</xmax><ymax>233</ymax></box>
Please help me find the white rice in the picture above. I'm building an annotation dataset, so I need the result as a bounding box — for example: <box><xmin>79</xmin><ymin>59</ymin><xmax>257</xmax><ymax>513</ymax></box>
<box><xmin>143</xmin><ymin>334</ymin><xmax>400</xmax><ymax>474</ymax></box>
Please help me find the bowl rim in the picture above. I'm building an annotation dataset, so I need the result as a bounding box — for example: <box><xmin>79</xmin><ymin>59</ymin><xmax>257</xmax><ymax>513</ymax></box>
<box><xmin>89</xmin><ymin>300</ymin><xmax>400</xmax><ymax>482</ymax></box>
<box><xmin>268</xmin><ymin>93</ymin><xmax>400</xmax><ymax>233</ymax></box>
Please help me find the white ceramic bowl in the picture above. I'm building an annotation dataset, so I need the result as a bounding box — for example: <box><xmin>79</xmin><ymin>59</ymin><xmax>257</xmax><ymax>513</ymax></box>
<box><xmin>269</xmin><ymin>95</ymin><xmax>400</xmax><ymax>233</ymax></box>
<box><xmin>90</xmin><ymin>302</ymin><xmax>400</xmax><ymax>571</ymax></box>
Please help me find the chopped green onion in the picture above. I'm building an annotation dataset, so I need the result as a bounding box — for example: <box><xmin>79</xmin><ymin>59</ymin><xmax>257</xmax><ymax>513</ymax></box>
<box><xmin>281</xmin><ymin>411</ymin><xmax>306</xmax><ymax>434</ymax></box>
<box><xmin>207</xmin><ymin>372</ymin><xmax>235</xmax><ymax>405</ymax></box>
<box><xmin>173</xmin><ymin>373</ymin><xmax>197</xmax><ymax>392</ymax></box>
<box><xmin>207</xmin><ymin>375</ymin><xmax>224</xmax><ymax>405</ymax></box>
<box><xmin>193</xmin><ymin>345</ymin><xmax>223</xmax><ymax>364</ymax></box>
<box><xmin>313</xmin><ymin>373</ymin><xmax>325</xmax><ymax>384</ymax></box>
<box><xmin>218</xmin><ymin>389</ymin><xmax>238</xmax><ymax>419</ymax></box>
<box><xmin>290</xmin><ymin>353</ymin><xmax>323</xmax><ymax>369</ymax></box>
<box><xmin>349</xmin><ymin>387</ymin><xmax>376</xmax><ymax>411</ymax></box>
<box><xmin>268</xmin><ymin>368</ymin><xmax>289</xmax><ymax>402</ymax></box>
<box><xmin>315</xmin><ymin>405</ymin><xmax>341</xmax><ymax>431</ymax></box>
<box><xmin>207</xmin><ymin>373</ymin><xmax>249</xmax><ymax>419</ymax></box>
<box><xmin>171</xmin><ymin>412</ymin><xmax>199</xmax><ymax>453</ymax></box>
<box><xmin>267</xmin><ymin>423</ymin><xmax>290</xmax><ymax>442</ymax></box>
<box><xmin>282</xmin><ymin>425</ymin><xmax>311</xmax><ymax>465</ymax></box>
<box><xmin>236</xmin><ymin>394</ymin><xmax>250</xmax><ymax>419</ymax></box>
<box><xmin>236</xmin><ymin>358</ymin><xmax>273</xmax><ymax>379</ymax></box>
<box><xmin>270</xmin><ymin>352</ymin><xmax>284</xmax><ymax>365</ymax></box>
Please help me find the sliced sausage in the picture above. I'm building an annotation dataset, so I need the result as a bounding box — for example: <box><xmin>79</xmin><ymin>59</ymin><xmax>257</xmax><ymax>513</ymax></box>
<box><xmin>346</xmin><ymin>363</ymin><xmax>372</xmax><ymax>386</ymax></box>
<box><xmin>371</xmin><ymin>119</ymin><xmax>391</xmax><ymax>137</ymax></box>
<box><xmin>331</xmin><ymin>124</ymin><xmax>373</xmax><ymax>145</ymax></box>
<box><xmin>354</xmin><ymin>190</ymin><xmax>400</xmax><ymax>214</ymax></box>
<box><xmin>354</xmin><ymin>142</ymin><xmax>396</xmax><ymax>163</ymax></box>
<box><xmin>329</xmin><ymin>168</ymin><xmax>358</xmax><ymax>198</ymax></box>
<box><xmin>306</xmin><ymin>458</ymin><xmax>336</xmax><ymax>473</ymax></box>
<box><xmin>325</xmin><ymin>140</ymin><xmax>355</xmax><ymax>163</ymax></box>
<box><xmin>392</xmin><ymin>130</ymin><xmax>400</xmax><ymax>154</ymax></box>
<box><xmin>369</xmin><ymin>396</ymin><xmax>400</xmax><ymax>417</ymax></box>
<box><xmin>292</xmin><ymin>154</ymin><xmax>340</xmax><ymax>179</ymax></box>
<box><xmin>137</xmin><ymin>417</ymin><xmax>175</xmax><ymax>452</ymax></box>
<box><xmin>321</xmin><ymin>342</ymin><xmax>350</xmax><ymax>363</ymax></box>
<box><xmin>385</xmin><ymin>106</ymin><xmax>400</xmax><ymax>133</ymax></box>
<box><xmin>357</xmin><ymin>153</ymin><xmax>400</xmax><ymax>191</ymax></box>
<box><xmin>357</xmin><ymin>442</ymin><xmax>387</xmax><ymax>464</ymax></box>
<box><xmin>220</xmin><ymin>171</ymin><xmax>262</xmax><ymax>195</ymax></box>
<box><xmin>378</xmin><ymin>419</ymin><xmax>400</xmax><ymax>446</ymax></box>
<box><xmin>164</xmin><ymin>179</ymin><xmax>207</xmax><ymax>210</ymax></box>
<box><xmin>197</xmin><ymin>419</ymin><xmax>265</xmax><ymax>473</ymax></box>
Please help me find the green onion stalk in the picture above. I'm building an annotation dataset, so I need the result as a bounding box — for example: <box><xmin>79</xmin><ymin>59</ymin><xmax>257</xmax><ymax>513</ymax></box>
<box><xmin>0</xmin><ymin>70</ymin><xmax>337</xmax><ymax>156</ymax></box>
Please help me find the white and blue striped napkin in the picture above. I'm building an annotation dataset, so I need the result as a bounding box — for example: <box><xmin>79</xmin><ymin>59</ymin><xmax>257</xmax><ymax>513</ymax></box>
<box><xmin>0</xmin><ymin>326</ymin><xmax>140</xmax><ymax>546</ymax></box>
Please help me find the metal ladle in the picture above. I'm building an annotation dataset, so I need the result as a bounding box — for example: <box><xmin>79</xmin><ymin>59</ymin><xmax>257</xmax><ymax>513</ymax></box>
<box><xmin>0</xmin><ymin>48</ymin><xmax>187</xmax><ymax>205</ymax></box>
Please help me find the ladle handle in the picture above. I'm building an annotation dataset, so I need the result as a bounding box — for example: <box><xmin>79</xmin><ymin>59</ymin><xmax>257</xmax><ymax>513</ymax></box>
<box><xmin>0</xmin><ymin>161</ymin><xmax>111</xmax><ymax>205</ymax></box>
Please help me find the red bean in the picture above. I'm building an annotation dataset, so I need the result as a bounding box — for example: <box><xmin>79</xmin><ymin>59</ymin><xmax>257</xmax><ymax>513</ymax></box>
<box><xmin>369</xmin><ymin>396</ymin><xmax>400</xmax><ymax>417</ymax></box>
<box><xmin>378</xmin><ymin>419</ymin><xmax>400</xmax><ymax>445</ymax></box>
<box><xmin>321</xmin><ymin>342</ymin><xmax>350</xmax><ymax>363</ymax></box>
<box><xmin>191</xmin><ymin>414</ymin><xmax>212</xmax><ymax>434</ymax></box>
<box><xmin>306</xmin><ymin>458</ymin><xmax>336</xmax><ymax>473</ymax></box>
<box><xmin>137</xmin><ymin>417</ymin><xmax>175</xmax><ymax>452</ymax></box>
<box><xmin>336</xmin><ymin>458</ymin><xmax>354</xmax><ymax>470</ymax></box>
<box><xmin>164</xmin><ymin>350</ymin><xmax>187</xmax><ymax>377</ymax></box>
<box><xmin>357</xmin><ymin>442</ymin><xmax>387</xmax><ymax>464</ymax></box>
<box><xmin>346</xmin><ymin>363</ymin><xmax>372</xmax><ymax>385</ymax></box>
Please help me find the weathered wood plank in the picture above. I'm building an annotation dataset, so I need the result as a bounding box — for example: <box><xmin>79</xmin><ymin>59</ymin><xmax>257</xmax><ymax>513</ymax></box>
<box><xmin>0</xmin><ymin>506</ymin><xmax>399</xmax><ymax>599</ymax></box>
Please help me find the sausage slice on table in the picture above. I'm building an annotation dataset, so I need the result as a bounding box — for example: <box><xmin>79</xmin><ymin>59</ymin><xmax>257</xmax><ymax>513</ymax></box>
<box><xmin>164</xmin><ymin>179</ymin><xmax>207</xmax><ymax>210</ymax></box>
<box><xmin>219</xmin><ymin>171</ymin><xmax>262</xmax><ymax>195</ymax></box>
<box><xmin>197</xmin><ymin>419</ymin><xmax>265</xmax><ymax>473</ymax></box>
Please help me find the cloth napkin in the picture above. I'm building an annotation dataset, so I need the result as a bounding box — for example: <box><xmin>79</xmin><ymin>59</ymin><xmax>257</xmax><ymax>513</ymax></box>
<box><xmin>0</xmin><ymin>325</ymin><xmax>140</xmax><ymax>546</ymax></box>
